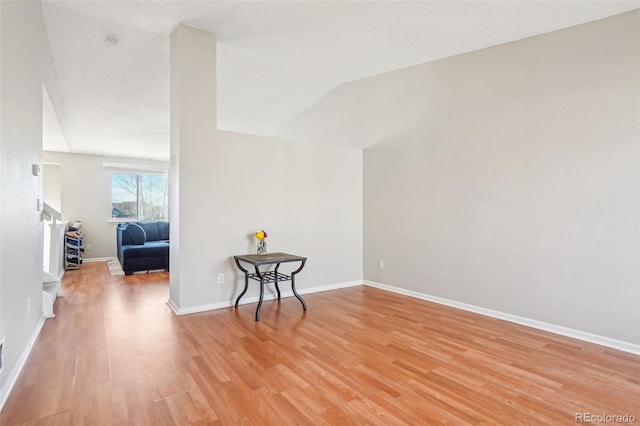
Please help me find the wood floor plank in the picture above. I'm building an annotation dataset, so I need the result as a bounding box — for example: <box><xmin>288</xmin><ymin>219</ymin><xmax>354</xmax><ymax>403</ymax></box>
<box><xmin>154</xmin><ymin>391</ymin><xmax>209</xmax><ymax>426</ymax></box>
<box><xmin>69</xmin><ymin>382</ymin><xmax>113</xmax><ymax>426</ymax></box>
<box><xmin>139</xmin><ymin>350</ymin><xmax>190</xmax><ymax>401</ymax></box>
<box><xmin>0</xmin><ymin>384</ymin><xmax>36</xmax><ymax>425</ymax></box>
<box><xmin>23</xmin><ymin>361</ymin><xmax>75</xmax><ymax>421</ymax></box>
<box><xmin>279</xmin><ymin>385</ymin><xmax>327</xmax><ymax>418</ymax></box>
<box><xmin>108</xmin><ymin>350</ymin><xmax>147</xmax><ymax>388</ymax></box>
<box><xmin>27</xmin><ymin>410</ymin><xmax>72</xmax><ymax>426</ymax></box>
<box><xmin>1</xmin><ymin>261</ymin><xmax>638</xmax><ymax>425</ymax></box>
<box><xmin>263</xmin><ymin>390</ymin><xmax>323</xmax><ymax>425</ymax></box>
<box><xmin>180</xmin><ymin>373</ymin><xmax>219</xmax><ymax>423</ymax></box>
<box><xmin>348</xmin><ymin>396</ymin><xmax>410</xmax><ymax>425</ymax></box>
<box><xmin>112</xmin><ymin>381</ymin><xmax>159</xmax><ymax>426</ymax></box>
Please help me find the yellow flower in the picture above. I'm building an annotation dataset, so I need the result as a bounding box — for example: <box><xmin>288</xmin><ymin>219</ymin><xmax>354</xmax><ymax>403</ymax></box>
<box><xmin>255</xmin><ymin>230</ymin><xmax>267</xmax><ymax>240</ymax></box>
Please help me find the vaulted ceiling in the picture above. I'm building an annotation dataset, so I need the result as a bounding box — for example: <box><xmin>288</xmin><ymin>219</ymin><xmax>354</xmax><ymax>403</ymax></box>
<box><xmin>41</xmin><ymin>1</ymin><xmax>639</xmax><ymax>160</ymax></box>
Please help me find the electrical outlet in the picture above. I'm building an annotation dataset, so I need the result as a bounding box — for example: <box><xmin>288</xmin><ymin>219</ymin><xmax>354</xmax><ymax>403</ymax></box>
<box><xmin>217</xmin><ymin>273</ymin><xmax>224</xmax><ymax>284</ymax></box>
<box><xmin>86</xmin><ymin>243</ymin><xmax>92</xmax><ymax>250</ymax></box>
<box><xmin>27</xmin><ymin>298</ymin><xmax>31</xmax><ymax>313</ymax></box>
<box><xmin>378</xmin><ymin>261</ymin><xmax>384</xmax><ymax>270</ymax></box>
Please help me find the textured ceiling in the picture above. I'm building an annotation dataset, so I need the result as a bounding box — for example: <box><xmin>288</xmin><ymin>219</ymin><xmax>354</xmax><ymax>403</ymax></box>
<box><xmin>41</xmin><ymin>1</ymin><xmax>639</xmax><ymax>160</ymax></box>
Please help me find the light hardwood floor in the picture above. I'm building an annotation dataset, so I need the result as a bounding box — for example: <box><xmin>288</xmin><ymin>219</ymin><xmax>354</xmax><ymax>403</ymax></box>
<box><xmin>1</xmin><ymin>262</ymin><xmax>638</xmax><ymax>425</ymax></box>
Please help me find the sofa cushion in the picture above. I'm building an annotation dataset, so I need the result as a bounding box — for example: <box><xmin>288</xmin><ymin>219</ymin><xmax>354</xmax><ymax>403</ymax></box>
<box><xmin>126</xmin><ymin>223</ymin><xmax>146</xmax><ymax>245</ymax></box>
<box><xmin>117</xmin><ymin>223</ymin><xmax>131</xmax><ymax>245</ymax></box>
<box><xmin>157</xmin><ymin>221</ymin><xmax>170</xmax><ymax>241</ymax></box>
<box><xmin>139</xmin><ymin>222</ymin><xmax>160</xmax><ymax>241</ymax></box>
<box><xmin>120</xmin><ymin>241</ymin><xmax>169</xmax><ymax>259</ymax></box>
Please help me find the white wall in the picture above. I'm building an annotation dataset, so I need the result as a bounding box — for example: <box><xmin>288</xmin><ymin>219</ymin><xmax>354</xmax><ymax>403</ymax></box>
<box><xmin>170</xmin><ymin>25</ymin><xmax>363</xmax><ymax>313</ymax></box>
<box><xmin>42</xmin><ymin>163</ymin><xmax>61</xmax><ymax>212</ymax></box>
<box><xmin>366</xmin><ymin>12</ymin><xmax>639</xmax><ymax>344</ymax></box>
<box><xmin>42</xmin><ymin>152</ymin><xmax>169</xmax><ymax>259</ymax></box>
<box><xmin>180</xmin><ymin>131</ymin><xmax>363</xmax><ymax>310</ymax></box>
<box><xmin>0</xmin><ymin>0</ymin><xmax>47</xmax><ymax>406</ymax></box>
<box><xmin>295</xmin><ymin>11</ymin><xmax>640</xmax><ymax>345</ymax></box>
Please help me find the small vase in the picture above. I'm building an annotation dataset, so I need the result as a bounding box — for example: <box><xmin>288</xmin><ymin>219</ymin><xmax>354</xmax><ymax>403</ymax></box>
<box><xmin>257</xmin><ymin>239</ymin><xmax>267</xmax><ymax>255</ymax></box>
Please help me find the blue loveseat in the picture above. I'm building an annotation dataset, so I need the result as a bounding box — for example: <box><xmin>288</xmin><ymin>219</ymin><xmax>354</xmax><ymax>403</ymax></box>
<box><xmin>116</xmin><ymin>221</ymin><xmax>169</xmax><ymax>275</ymax></box>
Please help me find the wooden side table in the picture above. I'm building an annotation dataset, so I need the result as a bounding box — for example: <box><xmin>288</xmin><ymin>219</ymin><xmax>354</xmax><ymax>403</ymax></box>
<box><xmin>233</xmin><ymin>252</ymin><xmax>307</xmax><ymax>321</ymax></box>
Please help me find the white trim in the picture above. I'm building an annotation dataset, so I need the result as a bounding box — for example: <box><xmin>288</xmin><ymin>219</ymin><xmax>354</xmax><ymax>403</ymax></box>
<box><xmin>83</xmin><ymin>257</ymin><xmax>116</xmax><ymax>263</ymax></box>
<box><xmin>0</xmin><ymin>315</ymin><xmax>46</xmax><ymax>411</ymax></box>
<box><xmin>41</xmin><ymin>203</ymin><xmax>62</xmax><ymax>221</ymax></box>
<box><xmin>364</xmin><ymin>280</ymin><xmax>640</xmax><ymax>355</ymax></box>
<box><xmin>166</xmin><ymin>298</ymin><xmax>181</xmax><ymax>315</ymax></box>
<box><xmin>103</xmin><ymin>162</ymin><xmax>168</xmax><ymax>172</ymax></box>
<box><xmin>298</xmin><ymin>280</ymin><xmax>362</xmax><ymax>295</ymax></box>
<box><xmin>167</xmin><ymin>280</ymin><xmax>363</xmax><ymax>316</ymax></box>
<box><xmin>167</xmin><ymin>298</ymin><xmax>230</xmax><ymax>316</ymax></box>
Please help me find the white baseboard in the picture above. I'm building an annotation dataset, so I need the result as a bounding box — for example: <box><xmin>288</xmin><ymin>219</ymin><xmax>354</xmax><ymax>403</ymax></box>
<box><xmin>364</xmin><ymin>280</ymin><xmax>640</xmax><ymax>355</ymax></box>
<box><xmin>0</xmin><ymin>315</ymin><xmax>46</xmax><ymax>412</ymax></box>
<box><xmin>297</xmin><ymin>280</ymin><xmax>362</xmax><ymax>295</ymax></box>
<box><xmin>167</xmin><ymin>280</ymin><xmax>363</xmax><ymax>316</ymax></box>
<box><xmin>166</xmin><ymin>298</ymin><xmax>180</xmax><ymax>315</ymax></box>
<box><xmin>83</xmin><ymin>257</ymin><xmax>115</xmax><ymax>263</ymax></box>
<box><xmin>167</xmin><ymin>298</ymin><xmax>232</xmax><ymax>316</ymax></box>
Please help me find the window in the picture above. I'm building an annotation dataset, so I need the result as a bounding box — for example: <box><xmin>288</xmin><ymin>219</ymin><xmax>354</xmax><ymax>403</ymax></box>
<box><xmin>111</xmin><ymin>172</ymin><xmax>168</xmax><ymax>220</ymax></box>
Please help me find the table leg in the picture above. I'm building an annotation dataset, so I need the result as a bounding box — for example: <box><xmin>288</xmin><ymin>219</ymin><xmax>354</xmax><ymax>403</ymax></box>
<box><xmin>291</xmin><ymin>260</ymin><xmax>307</xmax><ymax>311</ymax></box>
<box><xmin>254</xmin><ymin>265</ymin><xmax>264</xmax><ymax>321</ymax></box>
<box><xmin>274</xmin><ymin>263</ymin><xmax>281</xmax><ymax>300</ymax></box>
<box><xmin>255</xmin><ymin>279</ymin><xmax>265</xmax><ymax>321</ymax></box>
<box><xmin>234</xmin><ymin>259</ymin><xmax>250</xmax><ymax>309</ymax></box>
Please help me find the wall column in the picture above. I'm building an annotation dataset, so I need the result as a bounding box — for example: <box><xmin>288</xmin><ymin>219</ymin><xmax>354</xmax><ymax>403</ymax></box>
<box><xmin>169</xmin><ymin>24</ymin><xmax>217</xmax><ymax>311</ymax></box>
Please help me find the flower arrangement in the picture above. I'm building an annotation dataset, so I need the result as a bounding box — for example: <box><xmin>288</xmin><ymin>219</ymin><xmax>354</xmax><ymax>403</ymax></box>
<box><xmin>255</xmin><ymin>229</ymin><xmax>268</xmax><ymax>255</ymax></box>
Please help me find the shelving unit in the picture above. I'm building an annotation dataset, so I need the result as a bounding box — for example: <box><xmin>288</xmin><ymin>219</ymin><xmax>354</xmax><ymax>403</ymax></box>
<box><xmin>64</xmin><ymin>229</ymin><xmax>83</xmax><ymax>270</ymax></box>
